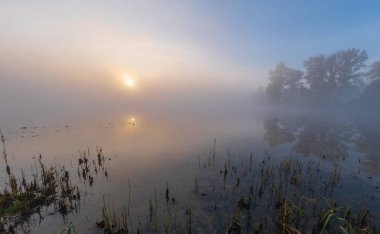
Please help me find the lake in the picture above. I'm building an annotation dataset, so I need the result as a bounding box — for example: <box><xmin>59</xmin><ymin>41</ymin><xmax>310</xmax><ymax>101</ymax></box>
<box><xmin>1</xmin><ymin>108</ymin><xmax>379</xmax><ymax>233</ymax></box>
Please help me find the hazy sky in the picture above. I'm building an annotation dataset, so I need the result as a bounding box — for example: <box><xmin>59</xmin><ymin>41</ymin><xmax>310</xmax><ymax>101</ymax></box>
<box><xmin>1</xmin><ymin>1</ymin><xmax>380</xmax><ymax>126</ymax></box>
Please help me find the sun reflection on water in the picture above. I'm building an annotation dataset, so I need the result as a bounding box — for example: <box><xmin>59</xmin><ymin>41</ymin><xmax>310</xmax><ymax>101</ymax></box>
<box><xmin>128</xmin><ymin>116</ymin><xmax>137</xmax><ymax>126</ymax></box>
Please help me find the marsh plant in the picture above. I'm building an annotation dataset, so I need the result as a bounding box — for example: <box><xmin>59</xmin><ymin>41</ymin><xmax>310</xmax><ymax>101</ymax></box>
<box><xmin>0</xmin><ymin>129</ymin><xmax>377</xmax><ymax>233</ymax></box>
<box><xmin>0</xmin><ymin>130</ymin><xmax>108</xmax><ymax>233</ymax></box>
<box><xmin>95</xmin><ymin>142</ymin><xmax>377</xmax><ymax>233</ymax></box>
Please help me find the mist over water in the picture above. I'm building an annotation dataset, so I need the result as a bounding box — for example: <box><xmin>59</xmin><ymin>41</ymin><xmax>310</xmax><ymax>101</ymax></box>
<box><xmin>3</xmin><ymin>99</ymin><xmax>380</xmax><ymax>232</ymax></box>
<box><xmin>1</xmin><ymin>1</ymin><xmax>380</xmax><ymax>233</ymax></box>
<box><xmin>2</xmin><ymin>45</ymin><xmax>380</xmax><ymax>232</ymax></box>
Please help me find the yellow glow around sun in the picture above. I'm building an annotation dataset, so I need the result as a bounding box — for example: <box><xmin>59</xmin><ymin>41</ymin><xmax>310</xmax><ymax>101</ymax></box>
<box><xmin>123</xmin><ymin>75</ymin><xmax>136</xmax><ymax>88</ymax></box>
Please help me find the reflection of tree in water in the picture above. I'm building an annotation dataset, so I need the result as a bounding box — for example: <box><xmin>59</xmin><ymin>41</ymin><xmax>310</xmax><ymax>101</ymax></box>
<box><xmin>293</xmin><ymin>118</ymin><xmax>351</xmax><ymax>160</ymax></box>
<box><xmin>263</xmin><ymin>114</ymin><xmax>352</xmax><ymax>160</ymax></box>
<box><xmin>263</xmin><ymin>113</ymin><xmax>380</xmax><ymax>175</ymax></box>
<box><xmin>263</xmin><ymin>117</ymin><xmax>295</xmax><ymax>147</ymax></box>
<box><xmin>355</xmin><ymin>123</ymin><xmax>380</xmax><ymax>175</ymax></box>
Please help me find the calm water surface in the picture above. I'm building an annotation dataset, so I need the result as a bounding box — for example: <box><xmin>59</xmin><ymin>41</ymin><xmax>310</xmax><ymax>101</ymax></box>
<box><xmin>1</xmin><ymin>109</ymin><xmax>380</xmax><ymax>232</ymax></box>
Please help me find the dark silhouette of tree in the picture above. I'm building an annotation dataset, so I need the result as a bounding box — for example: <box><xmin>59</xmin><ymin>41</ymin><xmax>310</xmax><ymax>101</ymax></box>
<box><xmin>356</xmin><ymin>60</ymin><xmax>380</xmax><ymax>111</ymax></box>
<box><xmin>303</xmin><ymin>49</ymin><xmax>367</xmax><ymax>105</ymax></box>
<box><xmin>265</xmin><ymin>48</ymin><xmax>368</xmax><ymax>107</ymax></box>
<box><xmin>303</xmin><ymin>55</ymin><xmax>335</xmax><ymax>104</ymax></box>
<box><xmin>367</xmin><ymin>60</ymin><xmax>380</xmax><ymax>81</ymax></box>
<box><xmin>265</xmin><ymin>63</ymin><xmax>304</xmax><ymax>103</ymax></box>
<box><xmin>329</xmin><ymin>49</ymin><xmax>368</xmax><ymax>102</ymax></box>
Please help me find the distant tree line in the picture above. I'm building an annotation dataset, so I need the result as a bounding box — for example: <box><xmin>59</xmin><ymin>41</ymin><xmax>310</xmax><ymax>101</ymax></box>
<box><xmin>265</xmin><ymin>48</ymin><xmax>380</xmax><ymax>108</ymax></box>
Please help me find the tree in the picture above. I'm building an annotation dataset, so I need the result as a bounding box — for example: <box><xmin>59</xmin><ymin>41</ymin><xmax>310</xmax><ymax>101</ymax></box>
<box><xmin>266</xmin><ymin>48</ymin><xmax>369</xmax><ymax>107</ymax></box>
<box><xmin>266</xmin><ymin>63</ymin><xmax>303</xmax><ymax>103</ymax></box>
<box><xmin>303</xmin><ymin>48</ymin><xmax>367</xmax><ymax>105</ymax></box>
<box><xmin>368</xmin><ymin>60</ymin><xmax>380</xmax><ymax>81</ymax></box>
<box><xmin>303</xmin><ymin>55</ymin><xmax>334</xmax><ymax>104</ymax></box>
<box><xmin>358</xmin><ymin>60</ymin><xmax>380</xmax><ymax>110</ymax></box>
<box><xmin>329</xmin><ymin>48</ymin><xmax>368</xmax><ymax>102</ymax></box>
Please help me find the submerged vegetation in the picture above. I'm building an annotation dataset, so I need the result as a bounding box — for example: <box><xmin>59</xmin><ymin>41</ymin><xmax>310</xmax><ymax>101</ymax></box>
<box><xmin>96</xmin><ymin>147</ymin><xmax>377</xmax><ymax>233</ymax></box>
<box><xmin>0</xmin><ymin>130</ymin><xmax>108</xmax><ymax>233</ymax></box>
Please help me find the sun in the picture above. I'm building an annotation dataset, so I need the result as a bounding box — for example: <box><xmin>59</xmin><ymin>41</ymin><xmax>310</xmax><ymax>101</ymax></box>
<box><xmin>123</xmin><ymin>75</ymin><xmax>136</xmax><ymax>88</ymax></box>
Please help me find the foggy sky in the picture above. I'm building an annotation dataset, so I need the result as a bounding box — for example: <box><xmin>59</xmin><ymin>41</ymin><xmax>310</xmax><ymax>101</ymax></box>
<box><xmin>1</xmin><ymin>1</ymin><xmax>380</xmax><ymax>127</ymax></box>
